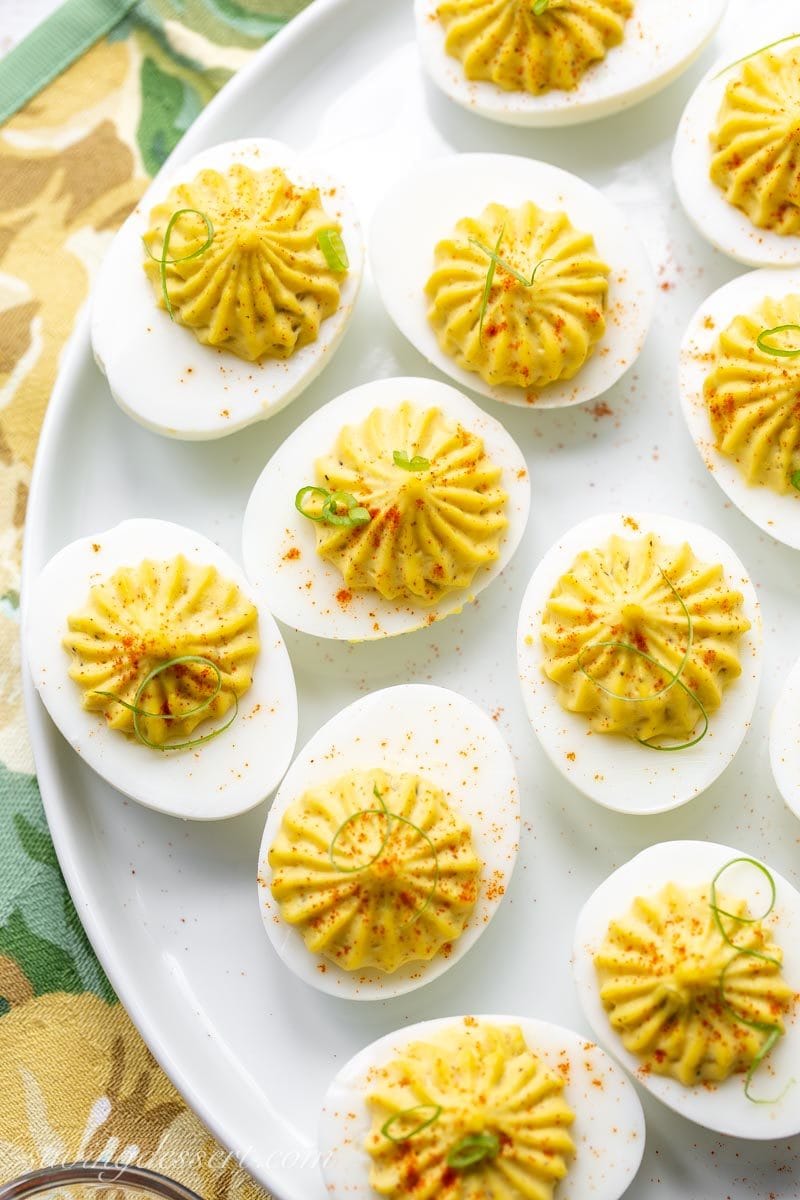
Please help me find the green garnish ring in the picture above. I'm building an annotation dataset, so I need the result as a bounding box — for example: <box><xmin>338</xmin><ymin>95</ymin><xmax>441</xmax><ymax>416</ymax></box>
<box><xmin>576</xmin><ymin>568</ymin><xmax>709</xmax><ymax>752</ymax></box>
<box><xmin>708</xmin><ymin>857</ymin><xmax>794</xmax><ymax>1103</ymax></box>
<box><xmin>144</xmin><ymin>207</ymin><xmax>214</xmax><ymax>321</ymax></box>
<box><xmin>317</xmin><ymin>228</ymin><xmax>349</xmax><ymax>273</ymax></box>
<box><xmin>470</xmin><ymin>227</ymin><xmax>552</xmax><ymax>342</ymax></box>
<box><xmin>756</xmin><ymin>325</ymin><xmax>800</xmax><ymax>358</ymax></box>
<box><xmin>294</xmin><ymin>485</ymin><xmax>371</xmax><ymax>528</ymax></box>
<box><xmin>790</xmin><ymin>470</ymin><xmax>800</xmax><ymax>492</ymax></box>
<box><xmin>446</xmin><ymin>1131</ymin><xmax>501</xmax><ymax>1170</ymax></box>
<box><xmin>380</xmin><ymin>1104</ymin><xmax>443</xmax><ymax>1143</ymax></box>
<box><xmin>393</xmin><ymin>450</ymin><xmax>431</xmax><ymax>472</ymax></box>
<box><xmin>328</xmin><ymin>783</ymin><xmax>440</xmax><ymax>927</ymax></box>
<box><xmin>713</xmin><ymin>32</ymin><xmax>800</xmax><ymax>79</ymax></box>
<box><xmin>95</xmin><ymin>654</ymin><xmax>238</xmax><ymax>751</ymax></box>
<box><xmin>532</xmin><ymin>0</ymin><xmax>550</xmax><ymax>13</ymax></box>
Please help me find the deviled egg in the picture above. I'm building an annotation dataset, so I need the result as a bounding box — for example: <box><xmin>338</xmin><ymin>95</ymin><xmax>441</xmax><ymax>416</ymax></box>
<box><xmin>319</xmin><ymin>1014</ymin><xmax>645</xmax><ymax>1199</ymax></box>
<box><xmin>673</xmin><ymin>27</ymin><xmax>800</xmax><ymax>266</ymax></box>
<box><xmin>91</xmin><ymin>138</ymin><xmax>363</xmax><ymax>440</ymax></box>
<box><xmin>241</xmin><ymin>375</ymin><xmax>530</xmax><ymax>640</ymax></box>
<box><xmin>370</xmin><ymin>154</ymin><xmax>654</xmax><ymax>408</ymax></box>
<box><xmin>680</xmin><ymin>267</ymin><xmax>800</xmax><ymax>549</ymax></box>
<box><xmin>574</xmin><ymin>841</ymin><xmax>800</xmax><ymax>1137</ymax></box>
<box><xmin>24</xmin><ymin>518</ymin><xmax>298</xmax><ymax>819</ymax></box>
<box><xmin>770</xmin><ymin>653</ymin><xmax>800</xmax><ymax>823</ymax></box>
<box><xmin>416</xmin><ymin>0</ymin><xmax>728</xmax><ymax>127</ymax></box>
<box><xmin>257</xmin><ymin>684</ymin><xmax>519</xmax><ymax>999</ymax></box>
<box><xmin>516</xmin><ymin>511</ymin><xmax>761</xmax><ymax>814</ymax></box>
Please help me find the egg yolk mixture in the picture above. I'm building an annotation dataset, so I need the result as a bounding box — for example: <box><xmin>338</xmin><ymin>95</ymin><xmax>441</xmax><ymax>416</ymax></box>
<box><xmin>366</xmin><ymin>1020</ymin><xmax>575</xmax><ymax>1199</ymax></box>
<box><xmin>540</xmin><ymin>533</ymin><xmax>750</xmax><ymax>743</ymax></box>
<box><xmin>595</xmin><ymin>882</ymin><xmax>794</xmax><ymax>1086</ymax></box>
<box><xmin>704</xmin><ymin>295</ymin><xmax>800</xmax><ymax>494</ymax></box>
<box><xmin>426</xmin><ymin>201</ymin><xmax>609</xmax><ymax>392</ymax></box>
<box><xmin>268</xmin><ymin>768</ymin><xmax>481</xmax><ymax>973</ymax></box>
<box><xmin>142</xmin><ymin>162</ymin><xmax>345</xmax><ymax>361</ymax></box>
<box><xmin>64</xmin><ymin>555</ymin><xmax>259</xmax><ymax>746</ymax></box>
<box><xmin>709</xmin><ymin>48</ymin><xmax>800</xmax><ymax>236</ymax></box>
<box><xmin>436</xmin><ymin>0</ymin><xmax>633</xmax><ymax>95</ymax></box>
<box><xmin>312</xmin><ymin>403</ymin><xmax>508</xmax><ymax>605</ymax></box>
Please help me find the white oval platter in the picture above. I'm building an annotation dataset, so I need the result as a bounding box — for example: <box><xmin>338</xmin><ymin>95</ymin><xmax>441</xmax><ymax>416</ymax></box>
<box><xmin>20</xmin><ymin>1</ymin><xmax>800</xmax><ymax>1199</ymax></box>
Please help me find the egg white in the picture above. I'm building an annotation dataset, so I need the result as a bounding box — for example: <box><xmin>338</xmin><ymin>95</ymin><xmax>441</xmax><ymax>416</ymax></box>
<box><xmin>672</xmin><ymin>24</ymin><xmax>800</xmax><ymax>267</ymax></box>
<box><xmin>257</xmin><ymin>684</ymin><xmax>520</xmax><ymax>1000</ymax></box>
<box><xmin>369</xmin><ymin>154</ymin><xmax>654</xmax><ymax>409</ymax></box>
<box><xmin>415</xmin><ymin>0</ymin><xmax>728</xmax><ymax>128</ymax></box>
<box><xmin>516</xmin><ymin>511</ymin><xmax>762</xmax><ymax>814</ymax></box>
<box><xmin>319</xmin><ymin>1014</ymin><xmax>645</xmax><ymax>1200</ymax></box>
<box><xmin>679</xmin><ymin>267</ymin><xmax>800</xmax><ymax>550</ymax></box>
<box><xmin>241</xmin><ymin>375</ymin><xmax>530</xmax><ymax>640</ymax></box>
<box><xmin>769</xmin><ymin>654</ymin><xmax>800</xmax><ymax>823</ymax></box>
<box><xmin>573</xmin><ymin>840</ymin><xmax>800</xmax><ymax>1138</ymax></box>
<box><xmin>24</xmin><ymin>518</ymin><xmax>298</xmax><ymax>820</ymax></box>
<box><xmin>91</xmin><ymin>138</ymin><xmax>364</xmax><ymax>441</ymax></box>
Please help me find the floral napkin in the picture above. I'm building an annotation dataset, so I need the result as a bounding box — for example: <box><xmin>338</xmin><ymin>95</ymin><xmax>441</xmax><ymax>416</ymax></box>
<box><xmin>0</xmin><ymin>1</ymin><xmax>308</xmax><ymax>1191</ymax></box>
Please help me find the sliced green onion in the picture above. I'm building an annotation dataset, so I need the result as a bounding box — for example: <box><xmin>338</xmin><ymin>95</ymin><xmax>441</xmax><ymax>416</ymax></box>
<box><xmin>576</xmin><ymin>568</ymin><xmax>708</xmax><ymax>751</ymax></box>
<box><xmin>380</xmin><ymin>1104</ymin><xmax>442</xmax><ymax>1143</ymax></box>
<box><xmin>713</xmin><ymin>32</ymin><xmax>800</xmax><ymax>79</ymax></box>
<box><xmin>393</xmin><ymin>450</ymin><xmax>431</xmax><ymax>472</ymax></box>
<box><xmin>329</xmin><ymin>808</ymin><xmax>392</xmax><ymax>874</ymax></box>
<box><xmin>322</xmin><ymin>490</ymin><xmax>371</xmax><ymax>527</ymax></box>
<box><xmin>329</xmin><ymin>783</ymin><xmax>440</xmax><ymax>925</ymax></box>
<box><xmin>470</xmin><ymin>237</ymin><xmax>551</xmax><ymax>290</ymax></box>
<box><xmin>295</xmin><ymin>485</ymin><xmax>330</xmax><ymax>521</ymax></box>
<box><xmin>446</xmin><ymin>1131</ymin><xmax>501</xmax><ymax>1170</ymax></box>
<box><xmin>708</xmin><ymin>858</ymin><xmax>793</xmax><ymax>1103</ymax></box>
<box><xmin>295</xmin><ymin>485</ymin><xmax>372</xmax><ymax>527</ymax></box>
<box><xmin>477</xmin><ymin>224</ymin><xmax>504</xmax><ymax>342</ymax></box>
<box><xmin>532</xmin><ymin>0</ymin><xmax>550</xmax><ymax>12</ymax></box>
<box><xmin>791</xmin><ymin>471</ymin><xmax>800</xmax><ymax>491</ymax></box>
<box><xmin>144</xmin><ymin>208</ymin><xmax>214</xmax><ymax>321</ymax></box>
<box><xmin>317</xmin><ymin>228</ymin><xmax>349</xmax><ymax>272</ymax></box>
<box><xmin>96</xmin><ymin>654</ymin><xmax>236</xmax><ymax>751</ymax></box>
<box><xmin>756</xmin><ymin>325</ymin><xmax>800</xmax><ymax>358</ymax></box>
<box><xmin>710</xmin><ymin>857</ymin><xmax>777</xmax><ymax>935</ymax></box>
<box><xmin>472</xmin><ymin>231</ymin><xmax>552</xmax><ymax>343</ymax></box>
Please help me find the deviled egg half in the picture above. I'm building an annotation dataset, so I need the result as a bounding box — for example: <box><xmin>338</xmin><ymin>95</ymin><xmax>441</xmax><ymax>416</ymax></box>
<box><xmin>770</xmin><ymin>653</ymin><xmax>800</xmax><ymax>823</ymax></box>
<box><xmin>257</xmin><ymin>685</ymin><xmax>519</xmax><ymax>999</ymax></box>
<box><xmin>516</xmin><ymin>511</ymin><xmax>761</xmax><ymax>814</ymax></box>
<box><xmin>673</xmin><ymin>27</ymin><xmax>800</xmax><ymax>266</ymax></box>
<box><xmin>416</xmin><ymin>0</ymin><xmax>728</xmax><ymax>128</ymax></box>
<box><xmin>24</xmin><ymin>519</ymin><xmax>298</xmax><ymax>819</ymax></box>
<box><xmin>91</xmin><ymin>137</ymin><xmax>363</xmax><ymax>440</ymax></box>
<box><xmin>680</xmin><ymin>267</ymin><xmax>800</xmax><ymax>549</ymax></box>
<box><xmin>574</xmin><ymin>841</ymin><xmax>800</xmax><ymax>1138</ymax></box>
<box><xmin>242</xmin><ymin>376</ymin><xmax>530</xmax><ymax>640</ymax></box>
<box><xmin>320</xmin><ymin>1014</ymin><xmax>645</xmax><ymax>1200</ymax></box>
<box><xmin>370</xmin><ymin>154</ymin><xmax>654</xmax><ymax>409</ymax></box>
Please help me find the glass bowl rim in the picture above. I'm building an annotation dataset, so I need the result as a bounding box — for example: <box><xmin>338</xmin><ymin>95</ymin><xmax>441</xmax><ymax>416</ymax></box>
<box><xmin>0</xmin><ymin>1163</ymin><xmax>204</xmax><ymax>1200</ymax></box>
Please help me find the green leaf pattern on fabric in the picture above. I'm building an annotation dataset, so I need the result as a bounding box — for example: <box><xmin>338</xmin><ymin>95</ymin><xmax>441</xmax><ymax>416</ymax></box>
<box><xmin>0</xmin><ymin>764</ymin><xmax>114</xmax><ymax>1005</ymax></box>
<box><xmin>138</xmin><ymin>55</ymin><xmax>201</xmax><ymax>174</ymax></box>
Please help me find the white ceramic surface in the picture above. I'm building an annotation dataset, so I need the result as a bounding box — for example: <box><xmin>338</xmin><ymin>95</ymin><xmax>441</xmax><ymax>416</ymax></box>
<box><xmin>20</xmin><ymin>1</ymin><xmax>800</xmax><ymax>1198</ymax></box>
<box><xmin>770</xmin><ymin>654</ymin><xmax>800</xmax><ymax>823</ymax></box>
